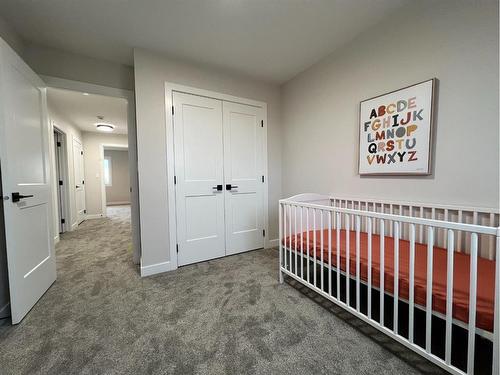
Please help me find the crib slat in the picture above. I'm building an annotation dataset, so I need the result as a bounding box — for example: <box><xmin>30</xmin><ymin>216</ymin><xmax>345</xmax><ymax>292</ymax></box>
<box><xmin>289</xmin><ymin>205</ymin><xmax>292</xmax><ymax>273</ymax></box>
<box><xmin>321</xmin><ymin>210</ymin><xmax>324</xmax><ymax>291</ymax></box>
<box><xmin>489</xmin><ymin>213</ymin><xmax>495</xmax><ymax>260</ymax></box>
<box><xmin>445</xmin><ymin>230</ymin><xmax>455</xmax><ymax>365</ymax></box>
<box><xmin>356</xmin><ymin>215</ymin><xmax>361</xmax><ymax>312</ymax></box>
<box><xmin>306</xmin><ymin>208</ymin><xmax>310</xmax><ymax>283</ymax></box>
<box><xmin>294</xmin><ymin>205</ymin><xmax>298</xmax><ymax>277</ymax></box>
<box><xmin>457</xmin><ymin>210</ymin><xmax>463</xmax><ymax>253</ymax></box>
<box><xmin>380</xmin><ymin>220</ymin><xmax>385</xmax><ymax>326</ymax></box>
<box><xmin>346</xmin><ymin>214</ymin><xmax>350</xmax><ymax>307</ymax></box>
<box><xmin>313</xmin><ymin>209</ymin><xmax>317</xmax><ymax>287</ymax></box>
<box><xmin>419</xmin><ymin>206</ymin><xmax>424</xmax><ymax>243</ymax></box>
<box><xmin>328</xmin><ymin>212</ymin><xmax>332</xmax><ymax>297</ymax></box>
<box><xmin>467</xmin><ymin>233</ymin><xmax>478</xmax><ymax>375</ymax></box>
<box><xmin>409</xmin><ymin>224</ymin><xmax>416</xmax><ymax>343</ymax></box>
<box><xmin>300</xmin><ymin>207</ymin><xmax>304</xmax><ymax>279</ymax></box>
<box><xmin>336</xmin><ymin>212</ymin><xmax>341</xmax><ymax>301</ymax></box>
<box><xmin>367</xmin><ymin>217</ymin><xmax>373</xmax><ymax>319</ymax></box>
<box><xmin>425</xmin><ymin>227</ymin><xmax>434</xmax><ymax>353</ymax></box>
<box><xmin>393</xmin><ymin>222</ymin><xmax>399</xmax><ymax>335</ymax></box>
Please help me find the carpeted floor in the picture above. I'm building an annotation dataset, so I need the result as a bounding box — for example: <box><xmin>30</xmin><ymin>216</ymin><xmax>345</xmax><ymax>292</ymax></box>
<box><xmin>0</xmin><ymin>205</ymin><xmax>444</xmax><ymax>375</ymax></box>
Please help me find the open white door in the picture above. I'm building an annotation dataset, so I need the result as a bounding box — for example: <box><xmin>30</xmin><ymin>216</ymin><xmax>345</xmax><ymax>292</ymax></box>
<box><xmin>72</xmin><ymin>138</ymin><xmax>86</xmax><ymax>224</ymax></box>
<box><xmin>223</xmin><ymin>102</ymin><xmax>265</xmax><ymax>255</ymax></box>
<box><xmin>0</xmin><ymin>38</ymin><xmax>56</xmax><ymax>324</ymax></box>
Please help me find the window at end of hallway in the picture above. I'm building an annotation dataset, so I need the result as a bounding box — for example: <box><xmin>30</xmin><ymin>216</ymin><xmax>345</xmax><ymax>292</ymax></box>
<box><xmin>104</xmin><ymin>156</ymin><xmax>112</xmax><ymax>186</ymax></box>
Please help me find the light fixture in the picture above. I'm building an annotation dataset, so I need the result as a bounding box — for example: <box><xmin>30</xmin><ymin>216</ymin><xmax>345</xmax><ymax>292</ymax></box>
<box><xmin>95</xmin><ymin>116</ymin><xmax>115</xmax><ymax>132</ymax></box>
<box><xmin>82</xmin><ymin>92</ymin><xmax>90</xmax><ymax>96</ymax></box>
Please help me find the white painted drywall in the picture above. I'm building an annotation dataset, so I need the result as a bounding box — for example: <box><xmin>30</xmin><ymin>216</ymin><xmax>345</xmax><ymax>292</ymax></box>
<box><xmin>104</xmin><ymin>149</ymin><xmax>130</xmax><ymax>205</ymax></box>
<box><xmin>82</xmin><ymin>132</ymin><xmax>129</xmax><ymax>216</ymax></box>
<box><xmin>23</xmin><ymin>42</ymin><xmax>134</xmax><ymax>91</ymax></box>
<box><xmin>281</xmin><ymin>0</ymin><xmax>499</xmax><ymax>209</ymax></box>
<box><xmin>48</xmin><ymin>105</ymin><xmax>84</xmax><ymax>233</ymax></box>
<box><xmin>134</xmin><ymin>49</ymin><xmax>282</xmax><ymax>270</ymax></box>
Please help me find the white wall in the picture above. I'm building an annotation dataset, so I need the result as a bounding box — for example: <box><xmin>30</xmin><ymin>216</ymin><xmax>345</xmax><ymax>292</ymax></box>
<box><xmin>23</xmin><ymin>43</ymin><xmax>134</xmax><ymax>91</ymax></box>
<box><xmin>134</xmin><ymin>49</ymin><xmax>282</xmax><ymax>271</ymax></box>
<box><xmin>281</xmin><ymin>0</ymin><xmax>499</xmax><ymax>209</ymax></box>
<box><xmin>104</xmin><ymin>149</ymin><xmax>131</xmax><ymax>204</ymax></box>
<box><xmin>48</xmin><ymin>105</ymin><xmax>84</xmax><ymax>235</ymax></box>
<box><xmin>82</xmin><ymin>132</ymin><xmax>129</xmax><ymax>216</ymax></box>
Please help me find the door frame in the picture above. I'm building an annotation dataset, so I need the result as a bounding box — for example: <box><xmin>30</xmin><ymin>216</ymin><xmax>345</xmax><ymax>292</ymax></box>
<box><xmin>41</xmin><ymin>76</ymin><xmax>141</xmax><ymax>265</ymax></box>
<box><xmin>52</xmin><ymin>126</ymin><xmax>70</xmax><ymax>239</ymax></box>
<box><xmin>164</xmin><ymin>82</ymin><xmax>270</xmax><ymax>271</ymax></box>
<box><xmin>99</xmin><ymin>144</ymin><xmax>129</xmax><ymax>214</ymax></box>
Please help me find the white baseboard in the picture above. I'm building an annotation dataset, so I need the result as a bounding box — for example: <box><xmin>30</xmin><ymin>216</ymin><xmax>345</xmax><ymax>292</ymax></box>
<box><xmin>140</xmin><ymin>261</ymin><xmax>175</xmax><ymax>277</ymax></box>
<box><xmin>267</xmin><ymin>238</ymin><xmax>279</xmax><ymax>248</ymax></box>
<box><xmin>54</xmin><ymin>235</ymin><xmax>60</xmax><ymax>244</ymax></box>
<box><xmin>107</xmin><ymin>201</ymin><xmax>130</xmax><ymax>206</ymax></box>
<box><xmin>0</xmin><ymin>302</ymin><xmax>10</xmax><ymax>319</ymax></box>
<box><xmin>85</xmin><ymin>214</ymin><xmax>104</xmax><ymax>220</ymax></box>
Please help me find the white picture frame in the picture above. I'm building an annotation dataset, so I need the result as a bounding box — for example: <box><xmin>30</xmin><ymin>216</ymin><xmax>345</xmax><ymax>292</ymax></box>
<box><xmin>358</xmin><ymin>79</ymin><xmax>436</xmax><ymax>175</ymax></box>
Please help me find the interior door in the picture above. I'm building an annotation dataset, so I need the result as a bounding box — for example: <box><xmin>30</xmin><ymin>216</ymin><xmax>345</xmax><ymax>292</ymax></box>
<box><xmin>173</xmin><ymin>92</ymin><xmax>225</xmax><ymax>266</ymax></box>
<box><xmin>0</xmin><ymin>38</ymin><xmax>56</xmax><ymax>324</ymax></box>
<box><xmin>223</xmin><ymin>102</ymin><xmax>265</xmax><ymax>255</ymax></box>
<box><xmin>72</xmin><ymin>138</ymin><xmax>86</xmax><ymax>224</ymax></box>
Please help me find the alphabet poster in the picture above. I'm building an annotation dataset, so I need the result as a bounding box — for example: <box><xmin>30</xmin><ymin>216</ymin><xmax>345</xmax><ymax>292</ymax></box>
<box><xmin>358</xmin><ymin>79</ymin><xmax>435</xmax><ymax>175</ymax></box>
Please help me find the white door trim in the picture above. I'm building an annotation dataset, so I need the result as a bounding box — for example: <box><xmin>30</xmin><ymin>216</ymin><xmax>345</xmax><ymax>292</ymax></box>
<box><xmin>164</xmin><ymin>82</ymin><xmax>270</xmax><ymax>271</ymax></box>
<box><xmin>99</xmin><ymin>143</ymin><xmax>129</xmax><ymax>216</ymax></box>
<box><xmin>52</xmin><ymin>125</ymin><xmax>70</xmax><ymax>240</ymax></box>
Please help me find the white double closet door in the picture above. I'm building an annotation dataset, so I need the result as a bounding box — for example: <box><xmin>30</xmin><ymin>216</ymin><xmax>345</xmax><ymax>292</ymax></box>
<box><xmin>173</xmin><ymin>92</ymin><xmax>265</xmax><ymax>266</ymax></box>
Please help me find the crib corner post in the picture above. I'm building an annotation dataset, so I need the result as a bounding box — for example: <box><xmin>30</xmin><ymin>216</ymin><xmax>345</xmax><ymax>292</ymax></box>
<box><xmin>278</xmin><ymin>200</ymin><xmax>284</xmax><ymax>284</ymax></box>
<box><xmin>492</xmin><ymin>228</ymin><xmax>500</xmax><ymax>375</ymax></box>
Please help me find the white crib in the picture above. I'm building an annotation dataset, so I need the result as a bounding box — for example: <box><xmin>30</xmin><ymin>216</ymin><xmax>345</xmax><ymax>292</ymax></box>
<box><xmin>278</xmin><ymin>194</ymin><xmax>499</xmax><ymax>375</ymax></box>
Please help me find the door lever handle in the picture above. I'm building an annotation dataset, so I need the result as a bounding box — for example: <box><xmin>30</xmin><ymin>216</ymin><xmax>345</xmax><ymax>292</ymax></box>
<box><xmin>212</xmin><ymin>184</ymin><xmax>223</xmax><ymax>191</ymax></box>
<box><xmin>226</xmin><ymin>184</ymin><xmax>239</xmax><ymax>191</ymax></box>
<box><xmin>12</xmin><ymin>192</ymin><xmax>34</xmax><ymax>203</ymax></box>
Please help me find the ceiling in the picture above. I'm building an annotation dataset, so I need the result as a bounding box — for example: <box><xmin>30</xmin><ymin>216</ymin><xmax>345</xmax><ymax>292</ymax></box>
<box><xmin>1</xmin><ymin>0</ymin><xmax>409</xmax><ymax>83</ymax></box>
<box><xmin>47</xmin><ymin>88</ymin><xmax>128</xmax><ymax>134</ymax></box>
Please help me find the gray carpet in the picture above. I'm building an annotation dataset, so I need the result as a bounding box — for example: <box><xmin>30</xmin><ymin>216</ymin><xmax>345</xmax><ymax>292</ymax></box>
<box><xmin>0</xmin><ymin>206</ymin><xmax>444</xmax><ymax>375</ymax></box>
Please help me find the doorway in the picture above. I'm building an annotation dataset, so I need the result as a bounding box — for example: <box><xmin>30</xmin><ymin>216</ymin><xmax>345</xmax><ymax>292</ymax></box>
<box><xmin>53</xmin><ymin>128</ymin><xmax>69</xmax><ymax>236</ymax></box>
<box><xmin>101</xmin><ymin>145</ymin><xmax>131</xmax><ymax>213</ymax></box>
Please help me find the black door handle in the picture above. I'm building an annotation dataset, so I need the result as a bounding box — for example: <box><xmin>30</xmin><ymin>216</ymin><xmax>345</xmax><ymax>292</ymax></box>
<box><xmin>226</xmin><ymin>184</ymin><xmax>239</xmax><ymax>191</ymax></box>
<box><xmin>212</xmin><ymin>184</ymin><xmax>223</xmax><ymax>191</ymax></box>
<box><xmin>12</xmin><ymin>192</ymin><xmax>34</xmax><ymax>203</ymax></box>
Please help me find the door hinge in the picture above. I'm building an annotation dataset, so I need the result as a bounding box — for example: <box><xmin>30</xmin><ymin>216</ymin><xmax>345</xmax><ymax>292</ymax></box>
<box><xmin>57</xmin><ymin>141</ymin><xmax>61</xmax><ymax>147</ymax></box>
<box><xmin>261</xmin><ymin>120</ymin><xmax>264</xmax><ymax>128</ymax></box>
<box><xmin>261</xmin><ymin>175</ymin><xmax>264</xmax><ymax>183</ymax></box>
<box><xmin>130</xmin><ymin>187</ymin><xmax>132</xmax><ymax>193</ymax></box>
<box><xmin>263</xmin><ymin>229</ymin><xmax>265</xmax><ymax>237</ymax></box>
<box><xmin>172</xmin><ymin>106</ymin><xmax>174</xmax><ymax>115</ymax></box>
<box><xmin>81</xmin><ymin>151</ymin><xmax>83</xmax><ymax>155</ymax></box>
<box><xmin>59</xmin><ymin>180</ymin><xmax>63</xmax><ymax>186</ymax></box>
<box><xmin>84</xmin><ymin>209</ymin><xmax>87</xmax><ymax>214</ymax></box>
<box><xmin>82</xmin><ymin>180</ymin><xmax>85</xmax><ymax>185</ymax></box>
<box><xmin>61</xmin><ymin>218</ymin><xmax>65</xmax><ymax>224</ymax></box>
<box><xmin>176</xmin><ymin>244</ymin><xmax>179</xmax><ymax>253</ymax></box>
<box><xmin>174</xmin><ymin>175</ymin><xmax>177</xmax><ymax>185</ymax></box>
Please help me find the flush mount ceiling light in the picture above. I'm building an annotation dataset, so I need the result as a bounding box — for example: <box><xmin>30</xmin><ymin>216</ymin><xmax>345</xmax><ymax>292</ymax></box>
<box><xmin>95</xmin><ymin>116</ymin><xmax>115</xmax><ymax>132</ymax></box>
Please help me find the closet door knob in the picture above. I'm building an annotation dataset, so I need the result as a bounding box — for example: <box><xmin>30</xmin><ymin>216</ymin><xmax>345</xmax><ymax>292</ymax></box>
<box><xmin>212</xmin><ymin>184</ymin><xmax>223</xmax><ymax>191</ymax></box>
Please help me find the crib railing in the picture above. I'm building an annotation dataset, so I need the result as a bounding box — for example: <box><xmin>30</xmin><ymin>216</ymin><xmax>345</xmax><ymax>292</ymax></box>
<box><xmin>331</xmin><ymin>196</ymin><xmax>499</xmax><ymax>260</ymax></box>
<box><xmin>279</xmin><ymin>196</ymin><xmax>499</xmax><ymax>375</ymax></box>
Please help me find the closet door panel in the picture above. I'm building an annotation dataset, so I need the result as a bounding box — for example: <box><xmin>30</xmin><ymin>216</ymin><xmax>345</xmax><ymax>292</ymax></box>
<box><xmin>173</xmin><ymin>92</ymin><xmax>225</xmax><ymax>266</ymax></box>
<box><xmin>223</xmin><ymin>102</ymin><xmax>265</xmax><ymax>255</ymax></box>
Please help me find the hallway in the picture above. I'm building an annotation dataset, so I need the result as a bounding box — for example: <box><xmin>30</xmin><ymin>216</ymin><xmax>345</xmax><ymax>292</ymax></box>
<box><xmin>0</xmin><ymin>207</ymin><xmax>442</xmax><ymax>375</ymax></box>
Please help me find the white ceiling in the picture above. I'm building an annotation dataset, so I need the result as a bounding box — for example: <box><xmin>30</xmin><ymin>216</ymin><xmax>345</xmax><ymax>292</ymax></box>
<box><xmin>47</xmin><ymin>88</ymin><xmax>128</xmax><ymax>134</ymax></box>
<box><xmin>1</xmin><ymin>0</ymin><xmax>410</xmax><ymax>83</ymax></box>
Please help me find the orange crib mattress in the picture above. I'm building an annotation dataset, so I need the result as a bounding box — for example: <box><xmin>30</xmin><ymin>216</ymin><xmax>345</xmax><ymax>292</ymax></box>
<box><xmin>283</xmin><ymin>230</ymin><xmax>496</xmax><ymax>332</ymax></box>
